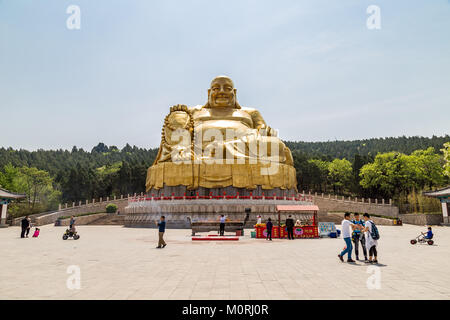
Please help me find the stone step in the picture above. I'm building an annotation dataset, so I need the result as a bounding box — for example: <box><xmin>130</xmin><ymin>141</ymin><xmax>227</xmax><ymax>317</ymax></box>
<box><xmin>87</xmin><ymin>215</ymin><xmax>126</xmax><ymax>225</ymax></box>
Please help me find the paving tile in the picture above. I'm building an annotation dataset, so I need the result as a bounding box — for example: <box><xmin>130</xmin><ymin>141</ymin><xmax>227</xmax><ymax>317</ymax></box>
<box><xmin>1</xmin><ymin>224</ymin><xmax>450</xmax><ymax>300</ymax></box>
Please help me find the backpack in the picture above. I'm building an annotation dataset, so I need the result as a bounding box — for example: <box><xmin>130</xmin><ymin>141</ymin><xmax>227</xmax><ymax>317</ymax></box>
<box><xmin>369</xmin><ymin>221</ymin><xmax>380</xmax><ymax>240</ymax></box>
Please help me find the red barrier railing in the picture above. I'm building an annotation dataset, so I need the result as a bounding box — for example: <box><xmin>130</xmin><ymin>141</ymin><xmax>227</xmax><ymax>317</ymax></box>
<box><xmin>128</xmin><ymin>193</ymin><xmax>313</xmax><ymax>203</ymax></box>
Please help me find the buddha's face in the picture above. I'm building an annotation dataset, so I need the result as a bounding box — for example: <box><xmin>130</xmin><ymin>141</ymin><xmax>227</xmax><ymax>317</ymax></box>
<box><xmin>208</xmin><ymin>77</ymin><xmax>237</xmax><ymax>109</ymax></box>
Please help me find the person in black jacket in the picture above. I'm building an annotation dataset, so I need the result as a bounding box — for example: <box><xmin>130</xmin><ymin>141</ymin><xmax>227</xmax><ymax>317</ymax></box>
<box><xmin>266</xmin><ymin>218</ymin><xmax>273</xmax><ymax>241</ymax></box>
<box><xmin>286</xmin><ymin>215</ymin><xmax>295</xmax><ymax>240</ymax></box>
<box><xmin>21</xmin><ymin>216</ymin><xmax>30</xmax><ymax>238</ymax></box>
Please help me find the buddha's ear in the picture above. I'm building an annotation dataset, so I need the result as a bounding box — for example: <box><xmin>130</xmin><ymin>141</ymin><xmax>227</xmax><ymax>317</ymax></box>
<box><xmin>208</xmin><ymin>88</ymin><xmax>211</xmax><ymax>96</ymax></box>
<box><xmin>233</xmin><ymin>89</ymin><xmax>241</xmax><ymax>109</ymax></box>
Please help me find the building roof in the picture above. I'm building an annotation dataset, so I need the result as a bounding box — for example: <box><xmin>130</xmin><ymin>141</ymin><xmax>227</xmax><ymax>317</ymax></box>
<box><xmin>0</xmin><ymin>188</ymin><xmax>26</xmax><ymax>200</ymax></box>
<box><xmin>276</xmin><ymin>205</ymin><xmax>319</xmax><ymax>212</ymax></box>
<box><xmin>423</xmin><ymin>186</ymin><xmax>450</xmax><ymax>198</ymax></box>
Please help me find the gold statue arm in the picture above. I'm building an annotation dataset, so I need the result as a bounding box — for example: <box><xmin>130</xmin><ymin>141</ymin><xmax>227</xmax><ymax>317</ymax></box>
<box><xmin>245</xmin><ymin>108</ymin><xmax>276</xmax><ymax>136</ymax></box>
<box><xmin>153</xmin><ymin>105</ymin><xmax>194</xmax><ymax>165</ymax></box>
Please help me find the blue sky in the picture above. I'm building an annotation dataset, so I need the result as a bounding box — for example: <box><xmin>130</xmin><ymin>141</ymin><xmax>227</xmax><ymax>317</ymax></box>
<box><xmin>1</xmin><ymin>0</ymin><xmax>449</xmax><ymax>151</ymax></box>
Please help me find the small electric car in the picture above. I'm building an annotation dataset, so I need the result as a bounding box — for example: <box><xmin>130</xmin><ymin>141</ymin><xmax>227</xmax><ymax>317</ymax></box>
<box><xmin>410</xmin><ymin>233</ymin><xmax>433</xmax><ymax>245</ymax></box>
<box><xmin>62</xmin><ymin>228</ymin><xmax>80</xmax><ymax>240</ymax></box>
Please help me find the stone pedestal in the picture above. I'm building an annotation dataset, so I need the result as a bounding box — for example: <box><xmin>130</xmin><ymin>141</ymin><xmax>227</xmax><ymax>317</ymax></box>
<box><xmin>125</xmin><ymin>198</ymin><xmax>313</xmax><ymax>229</ymax></box>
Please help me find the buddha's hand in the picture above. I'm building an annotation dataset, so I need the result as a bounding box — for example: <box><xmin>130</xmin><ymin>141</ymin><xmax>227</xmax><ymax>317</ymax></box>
<box><xmin>164</xmin><ymin>105</ymin><xmax>193</xmax><ymax>146</ymax></box>
<box><xmin>258</xmin><ymin>126</ymin><xmax>277</xmax><ymax>137</ymax></box>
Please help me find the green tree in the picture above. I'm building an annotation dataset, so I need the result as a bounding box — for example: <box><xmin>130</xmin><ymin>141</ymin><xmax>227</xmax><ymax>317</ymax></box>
<box><xmin>359</xmin><ymin>152</ymin><xmax>418</xmax><ymax>199</ymax></box>
<box><xmin>442</xmin><ymin>142</ymin><xmax>450</xmax><ymax>178</ymax></box>
<box><xmin>307</xmin><ymin>159</ymin><xmax>329</xmax><ymax>192</ymax></box>
<box><xmin>16</xmin><ymin>167</ymin><xmax>55</xmax><ymax>212</ymax></box>
<box><xmin>410</xmin><ymin>147</ymin><xmax>444</xmax><ymax>189</ymax></box>
<box><xmin>0</xmin><ymin>164</ymin><xmax>21</xmax><ymax>190</ymax></box>
<box><xmin>328</xmin><ymin>158</ymin><xmax>352</xmax><ymax>194</ymax></box>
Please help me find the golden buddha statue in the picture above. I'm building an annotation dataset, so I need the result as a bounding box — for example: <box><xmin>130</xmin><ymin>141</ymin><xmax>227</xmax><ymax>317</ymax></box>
<box><xmin>146</xmin><ymin>76</ymin><xmax>297</xmax><ymax>196</ymax></box>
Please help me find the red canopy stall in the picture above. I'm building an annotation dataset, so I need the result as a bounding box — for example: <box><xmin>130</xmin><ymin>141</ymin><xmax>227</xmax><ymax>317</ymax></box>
<box><xmin>255</xmin><ymin>205</ymin><xmax>319</xmax><ymax>239</ymax></box>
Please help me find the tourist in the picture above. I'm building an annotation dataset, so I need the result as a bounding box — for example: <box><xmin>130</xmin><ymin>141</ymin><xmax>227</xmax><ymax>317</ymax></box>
<box><xmin>219</xmin><ymin>214</ymin><xmax>226</xmax><ymax>236</ymax></box>
<box><xmin>362</xmin><ymin>213</ymin><xmax>379</xmax><ymax>264</ymax></box>
<box><xmin>69</xmin><ymin>216</ymin><xmax>76</xmax><ymax>232</ymax></box>
<box><xmin>25</xmin><ymin>216</ymin><xmax>31</xmax><ymax>237</ymax></box>
<box><xmin>338</xmin><ymin>212</ymin><xmax>358</xmax><ymax>263</ymax></box>
<box><xmin>285</xmin><ymin>215</ymin><xmax>294</xmax><ymax>240</ymax></box>
<box><xmin>422</xmin><ymin>227</ymin><xmax>433</xmax><ymax>239</ymax></box>
<box><xmin>352</xmin><ymin>213</ymin><xmax>368</xmax><ymax>262</ymax></box>
<box><xmin>155</xmin><ymin>215</ymin><xmax>167</xmax><ymax>249</ymax></box>
<box><xmin>20</xmin><ymin>215</ymin><xmax>30</xmax><ymax>238</ymax></box>
<box><xmin>266</xmin><ymin>218</ymin><xmax>273</xmax><ymax>241</ymax></box>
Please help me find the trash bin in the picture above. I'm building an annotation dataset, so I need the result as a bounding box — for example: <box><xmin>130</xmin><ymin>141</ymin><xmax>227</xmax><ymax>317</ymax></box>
<box><xmin>251</xmin><ymin>231</ymin><xmax>256</xmax><ymax>238</ymax></box>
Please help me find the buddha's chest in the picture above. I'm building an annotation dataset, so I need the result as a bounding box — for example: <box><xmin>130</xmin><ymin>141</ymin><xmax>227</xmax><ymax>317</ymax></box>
<box><xmin>193</xmin><ymin>108</ymin><xmax>253</xmax><ymax>133</ymax></box>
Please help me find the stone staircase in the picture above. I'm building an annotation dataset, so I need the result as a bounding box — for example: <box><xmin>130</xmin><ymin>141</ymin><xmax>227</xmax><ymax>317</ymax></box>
<box><xmin>319</xmin><ymin>212</ymin><xmax>396</xmax><ymax>226</ymax></box>
<box><xmin>86</xmin><ymin>214</ymin><xmax>126</xmax><ymax>225</ymax></box>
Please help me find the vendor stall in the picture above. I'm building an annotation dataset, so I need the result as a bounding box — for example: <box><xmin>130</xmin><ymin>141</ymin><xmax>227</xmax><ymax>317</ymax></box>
<box><xmin>255</xmin><ymin>205</ymin><xmax>319</xmax><ymax>239</ymax></box>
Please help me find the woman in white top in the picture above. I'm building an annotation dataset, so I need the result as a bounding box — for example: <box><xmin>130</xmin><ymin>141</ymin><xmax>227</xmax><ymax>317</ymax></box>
<box><xmin>362</xmin><ymin>213</ymin><xmax>378</xmax><ymax>264</ymax></box>
<box><xmin>256</xmin><ymin>216</ymin><xmax>262</xmax><ymax>225</ymax></box>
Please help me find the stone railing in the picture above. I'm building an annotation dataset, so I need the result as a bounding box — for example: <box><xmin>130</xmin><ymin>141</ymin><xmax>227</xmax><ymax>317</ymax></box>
<box><xmin>11</xmin><ymin>194</ymin><xmax>135</xmax><ymax>226</ymax></box>
<box><xmin>56</xmin><ymin>194</ymin><xmax>133</xmax><ymax>211</ymax></box>
<box><xmin>306</xmin><ymin>192</ymin><xmax>399</xmax><ymax>218</ymax></box>
<box><xmin>56</xmin><ymin>213</ymin><xmax>108</xmax><ymax>226</ymax></box>
<box><xmin>306</xmin><ymin>191</ymin><xmax>392</xmax><ymax>206</ymax></box>
<box><xmin>128</xmin><ymin>193</ymin><xmax>314</xmax><ymax>202</ymax></box>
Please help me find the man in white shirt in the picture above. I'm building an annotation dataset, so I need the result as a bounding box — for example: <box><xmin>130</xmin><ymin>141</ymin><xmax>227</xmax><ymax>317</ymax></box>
<box><xmin>338</xmin><ymin>212</ymin><xmax>359</xmax><ymax>263</ymax></box>
<box><xmin>219</xmin><ymin>215</ymin><xmax>226</xmax><ymax>236</ymax></box>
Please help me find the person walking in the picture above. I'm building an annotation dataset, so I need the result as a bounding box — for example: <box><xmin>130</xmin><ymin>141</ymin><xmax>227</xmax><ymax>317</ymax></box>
<box><xmin>266</xmin><ymin>218</ymin><xmax>273</xmax><ymax>241</ymax></box>
<box><xmin>155</xmin><ymin>216</ymin><xmax>167</xmax><ymax>249</ymax></box>
<box><xmin>219</xmin><ymin>214</ymin><xmax>226</xmax><ymax>236</ymax></box>
<box><xmin>285</xmin><ymin>215</ymin><xmax>295</xmax><ymax>240</ymax></box>
<box><xmin>20</xmin><ymin>215</ymin><xmax>30</xmax><ymax>238</ymax></box>
<box><xmin>338</xmin><ymin>212</ymin><xmax>358</xmax><ymax>263</ymax></box>
<box><xmin>25</xmin><ymin>216</ymin><xmax>31</xmax><ymax>237</ymax></box>
<box><xmin>362</xmin><ymin>213</ymin><xmax>379</xmax><ymax>264</ymax></box>
<box><xmin>352</xmin><ymin>213</ymin><xmax>368</xmax><ymax>262</ymax></box>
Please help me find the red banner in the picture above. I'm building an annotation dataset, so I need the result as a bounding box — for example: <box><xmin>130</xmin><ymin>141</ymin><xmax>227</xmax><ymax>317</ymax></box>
<box><xmin>255</xmin><ymin>226</ymin><xmax>318</xmax><ymax>239</ymax></box>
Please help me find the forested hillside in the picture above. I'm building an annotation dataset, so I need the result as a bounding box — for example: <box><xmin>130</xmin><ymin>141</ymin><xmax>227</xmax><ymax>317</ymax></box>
<box><xmin>285</xmin><ymin>135</ymin><xmax>450</xmax><ymax>159</ymax></box>
<box><xmin>1</xmin><ymin>136</ymin><xmax>449</xmax><ymax>216</ymax></box>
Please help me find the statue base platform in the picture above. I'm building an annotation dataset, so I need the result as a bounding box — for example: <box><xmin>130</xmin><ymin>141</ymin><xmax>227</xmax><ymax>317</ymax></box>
<box><xmin>124</xmin><ymin>196</ymin><xmax>314</xmax><ymax>229</ymax></box>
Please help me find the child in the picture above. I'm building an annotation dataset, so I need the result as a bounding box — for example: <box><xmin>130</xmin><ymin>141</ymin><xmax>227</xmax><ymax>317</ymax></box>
<box><xmin>32</xmin><ymin>228</ymin><xmax>40</xmax><ymax>238</ymax></box>
<box><xmin>423</xmin><ymin>227</ymin><xmax>433</xmax><ymax>239</ymax></box>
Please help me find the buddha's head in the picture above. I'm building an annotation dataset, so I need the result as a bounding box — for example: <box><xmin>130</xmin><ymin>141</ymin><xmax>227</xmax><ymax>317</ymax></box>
<box><xmin>206</xmin><ymin>75</ymin><xmax>241</xmax><ymax>109</ymax></box>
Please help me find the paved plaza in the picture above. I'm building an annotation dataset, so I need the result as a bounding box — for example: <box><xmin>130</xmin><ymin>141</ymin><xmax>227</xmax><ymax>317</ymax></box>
<box><xmin>1</xmin><ymin>224</ymin><xmax>450</xmax><ymax>300</ymax></box>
